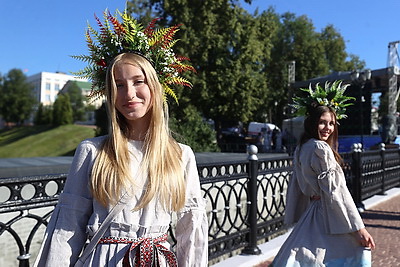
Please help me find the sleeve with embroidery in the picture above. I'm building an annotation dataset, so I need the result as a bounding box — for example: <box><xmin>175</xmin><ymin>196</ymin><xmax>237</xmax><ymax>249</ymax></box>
<box><xmin>34</xmin><ymin>140</ymin><xmax>96</xmax><ymax>267</ymax></box>
<box><xmin>311</xmin><ymin>141</ymin><xmax>364</xmax><ymax>234</ymax></box>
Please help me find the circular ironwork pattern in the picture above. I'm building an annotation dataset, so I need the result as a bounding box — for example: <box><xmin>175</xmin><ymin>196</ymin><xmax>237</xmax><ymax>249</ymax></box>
<box><xmin>0</xmin><ymin>174</ymin><xmax>67</xmax><ymax>265</ymax></box>
<box><xmin>198</xmin><ymin>161</ymin><xmax>250</xmax><ymax>259</ymax></box>
<box><xmin>0</xmin><ymin>147</ymin><xmax>399</xmax><ymax>264</ymax></box>
<box><xmin>0</xmin><ymin>174</ymin><xmax>66</xmax><ymax>212</ymax></box>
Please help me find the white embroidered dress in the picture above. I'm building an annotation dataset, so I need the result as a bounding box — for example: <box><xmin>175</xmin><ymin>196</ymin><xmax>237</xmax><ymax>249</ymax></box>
<box><xmin>272</xmin><ymin>139</ymin><xmax>371</xmax><ymax>266</ymax></box>
<box><xmin>34</xmin><ymin>136</ymin><xmax>208</xmax><ymax>267</ymax></box>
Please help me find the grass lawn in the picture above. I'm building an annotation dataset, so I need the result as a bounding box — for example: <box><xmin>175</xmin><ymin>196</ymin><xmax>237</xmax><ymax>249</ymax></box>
<box><xmin>0</xmin><ymin>124</ymin><xmax>96</xmax><ymax>158</ymax></box>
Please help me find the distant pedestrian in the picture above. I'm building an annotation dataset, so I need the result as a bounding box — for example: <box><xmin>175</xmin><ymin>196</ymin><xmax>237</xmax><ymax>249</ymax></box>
<box><xmin>272</xmin><ymin>81</ymin><xmax>375</xmax><ymax>266</ymax></box>
<box><xmin>263</xmin><ymin>130</ymin><xmax>272</xmax><ymax>152</ymax></box>
<box><xmin>256</xmin><ymin>132</ymin><xmax>264</xmax><ymax>152</ymax></box>
<box><xmin>34</xmin><ymin>9</ymin><xmax>208</xmax><ymax>267</ymax></box>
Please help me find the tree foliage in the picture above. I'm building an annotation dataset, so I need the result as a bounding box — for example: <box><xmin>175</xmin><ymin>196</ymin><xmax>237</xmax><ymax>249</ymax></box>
<box><xmin>257</xmin><ymin>11</ymin><xmax>365</xmax><ymax>126</ymax></box>
<box><xmin>169</xmin><ymin>105</ymin><xmax>219</xmax><ymax>152</ymax></box>
<box><xmin>128</xmin><ymin>0</ymin><xmax>276</xmax><ymax>138</ymax></box>
<box><xmin>94</xmin><ymin>102</ymin><xmax>109</xmax><ymax>136</ymax></box>
<box><xmin>0</xmin><ymin>69</ymin><xmax>36</xmax><ymax>125</ymax></box>
<box><xmin>126</xmin><ymin>0</ymin><xmax>367</xmax><ymax>149</ymax></box>
<box><xmin>34</xmin><ymin>103</ymin><xmax>53</xmax><ymax>125</ymax></box>
<box><xmin>66</xmin><ymin>82</ymin><xmax>85</xmax><ymax>121</ymax></box>
<box><xmin>61</xmin><ymin>82</ymin><xmax>86</xmax><ymax>122</ymax></box>
<box><xmin>53</xmin><ymin>94</ymin><xmax>73</xmax><ymax>126</ymax></box>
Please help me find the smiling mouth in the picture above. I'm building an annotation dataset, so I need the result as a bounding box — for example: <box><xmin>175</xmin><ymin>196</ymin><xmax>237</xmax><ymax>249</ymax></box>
<box><xmin>126</xmin><ymin>101</ymin><xmax>142</xmax><ymax>107</ymax></box>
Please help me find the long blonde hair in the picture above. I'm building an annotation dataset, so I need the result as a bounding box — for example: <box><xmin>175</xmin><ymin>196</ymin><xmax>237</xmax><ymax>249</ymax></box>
<box><xmin>91</xmin><ymin>53</ymin><xmax>186</xmax><ymax>211</ymax></box>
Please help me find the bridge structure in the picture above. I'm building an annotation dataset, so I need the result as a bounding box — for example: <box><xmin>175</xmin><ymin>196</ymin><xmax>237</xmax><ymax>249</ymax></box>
<box><xmin>1</xmin><ymin>144</ymin><xmax>399</xmax><ymax>266</ymax></box>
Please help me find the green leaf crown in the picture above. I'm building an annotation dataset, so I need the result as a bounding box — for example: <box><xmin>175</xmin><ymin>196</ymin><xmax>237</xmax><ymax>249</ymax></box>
<box><xmin>71</xmin><ymin>9</ymin><xmax>195</xmax><ymax>103</ymax></box>
<box><xmin>291</xmin><ymin>80</ymin><xmax>355</xmax><ymax>120</ymax></box>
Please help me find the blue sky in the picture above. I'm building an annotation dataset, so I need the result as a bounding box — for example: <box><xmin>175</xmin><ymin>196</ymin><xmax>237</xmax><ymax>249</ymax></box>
<box><xmin>1</xmin><ymin>0</ymin><xmax>399</xmax><ymax>78</ymax></box>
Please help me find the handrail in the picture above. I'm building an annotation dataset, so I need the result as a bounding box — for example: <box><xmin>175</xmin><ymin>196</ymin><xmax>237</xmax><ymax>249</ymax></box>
<box><xmin>0</xmin><ymin>144</ymin><xmax>399</xmax><ymax>266</ymax></box>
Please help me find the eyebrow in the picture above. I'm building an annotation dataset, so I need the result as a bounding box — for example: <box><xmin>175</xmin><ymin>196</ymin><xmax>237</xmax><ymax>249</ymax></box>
<box><xmin>115</xmin><ymin>75</ymin><xmax>145</xmax><ymax>81</ymax></box>
<box><xmin>319</xmin><ymin>119</ymin><xmax>335</xmax><ymax>123</ymax></box>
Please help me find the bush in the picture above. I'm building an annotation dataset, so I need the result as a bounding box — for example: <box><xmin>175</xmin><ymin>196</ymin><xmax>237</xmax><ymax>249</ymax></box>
<box><xmin>170</xmin><ymin>105</ymin><xmax>219</xmax><ymax>152</ymax></box>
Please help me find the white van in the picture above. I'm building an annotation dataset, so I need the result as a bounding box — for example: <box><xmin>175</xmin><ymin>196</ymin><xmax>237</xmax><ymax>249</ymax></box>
<box><xmin>247</xmin><ymin>122</ymin><xmax>279</xmax><ymax>140</ymax></box>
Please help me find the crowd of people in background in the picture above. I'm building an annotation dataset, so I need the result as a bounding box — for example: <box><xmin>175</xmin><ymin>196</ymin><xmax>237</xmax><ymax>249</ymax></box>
<box><xmin>256</xmin><ymin>128</ymin><xmax>285</xmax><ymax>153</ymax></box>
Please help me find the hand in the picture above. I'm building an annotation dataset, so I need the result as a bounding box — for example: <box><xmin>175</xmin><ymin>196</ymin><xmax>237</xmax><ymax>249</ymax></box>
<box><xmin>354</xmin><ymin>228</ymin><xmax>376</xmax><ymax>250</ymax></box>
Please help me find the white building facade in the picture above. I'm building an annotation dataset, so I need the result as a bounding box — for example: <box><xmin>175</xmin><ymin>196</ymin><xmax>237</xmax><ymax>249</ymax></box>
<box><xmin>27</xmin><ymin>72</ymin><xmax>86</xmax><ymax>106</ymax></box>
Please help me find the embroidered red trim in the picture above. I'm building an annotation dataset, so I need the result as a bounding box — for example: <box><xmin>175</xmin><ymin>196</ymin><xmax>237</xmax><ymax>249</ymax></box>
<box><xmin>99</xmin><ymin>234</ymin><xmax>177</xmax><ymax>267</ymax></box>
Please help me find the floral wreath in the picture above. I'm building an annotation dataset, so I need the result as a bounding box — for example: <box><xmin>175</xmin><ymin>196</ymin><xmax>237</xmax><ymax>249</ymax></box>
<box><xmin>291</xmin><ymin>80</ymin><xmax>355</xmax><ymax>120</ymax></box>
<box><xmin>71</xmin><ymin>9</ymin><xmax>195</xmax><ymax>103</ymax></box>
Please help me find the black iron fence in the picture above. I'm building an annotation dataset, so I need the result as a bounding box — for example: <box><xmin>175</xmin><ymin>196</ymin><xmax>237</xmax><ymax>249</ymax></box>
<box><xmin>1</xmin><ymin>144</ymin><xmax>399</xmax><ymax>266</ymax></box>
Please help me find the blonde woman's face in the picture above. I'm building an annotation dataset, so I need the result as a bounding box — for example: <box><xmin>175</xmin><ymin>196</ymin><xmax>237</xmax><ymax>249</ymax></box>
<box><xmin>114</xmin><ymin>63</ymin><xmax>152</xmax><ymax>126</ymax></box>
<box><xmin>318</xmin><ymin>112</ymin><xmax>335</xmax><ymax>141</ymax></box>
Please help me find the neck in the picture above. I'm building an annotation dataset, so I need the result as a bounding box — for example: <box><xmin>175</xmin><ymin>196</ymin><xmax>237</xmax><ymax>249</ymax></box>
<box><xmin>129</xmin><ymin>131</ymin><xmax>146</xmax><ymax>141</ymax></box>
<box><xmin>127</xmin><ymin>117</ymin><xmax>151</xmax><ymax>141</ymax></box>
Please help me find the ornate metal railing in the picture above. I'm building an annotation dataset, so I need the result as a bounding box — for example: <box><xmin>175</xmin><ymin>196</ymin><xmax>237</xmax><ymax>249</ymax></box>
<box><xmin>0</xmin><ymin>144</ymin><xmax>399</xmax><ymax>266</ymax></box>
<box><xmin>198</xmin><ymin>159</ymin><xmax>250</xmax><ymax>260</ymax></box>
<box><xmin>255</xmin><ymin>156</ymin><xmax>292</xmax><ymax>240</ymax></box>
<box><xmin>0</xmin><ymin>174</ymin><xmax>65</xmax><ymax>267</ymax></box>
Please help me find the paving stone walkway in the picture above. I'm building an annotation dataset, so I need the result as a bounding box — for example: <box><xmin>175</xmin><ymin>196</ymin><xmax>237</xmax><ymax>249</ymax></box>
<box><xmin>254</xmin><ymin>192</ymin><xmax>400</xmax><ymax>267</ymax></box>
<box><xmin>362</xmin><ymin>193</ymin><xmax>400</xmax><ymax>266</ymax></box>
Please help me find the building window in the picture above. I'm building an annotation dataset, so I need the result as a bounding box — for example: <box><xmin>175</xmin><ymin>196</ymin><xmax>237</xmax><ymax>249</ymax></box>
<box><xmin>55</xmin><ymin>84</ymin><xmax>60</xmax><ymax>91</ymax></box>
<box><xmin>46</xmin><ymin>83</ymin><xmax>51</xmax><ymax>90</ymax></box>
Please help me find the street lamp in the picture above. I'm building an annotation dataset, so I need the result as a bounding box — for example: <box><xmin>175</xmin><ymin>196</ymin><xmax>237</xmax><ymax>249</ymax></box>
<box><xmin>350</xmin><ymin>69</ymin><xmax>371</xmax><ymax>149</ymax></box>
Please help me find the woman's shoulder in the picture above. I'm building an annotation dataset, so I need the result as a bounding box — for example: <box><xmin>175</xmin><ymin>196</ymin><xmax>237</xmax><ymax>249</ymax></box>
<box><xmin>178</xmin><ymin>142</ymin><xmax>192</xmax><ymax>151</ymax></box>
<box><xmin>178</xmin><ymin>143</ymin><xmax>196</xmax><ymax>162</ymax></box>
<box><xmin>301</xmin><ymin>139</ymin><xmax>332</xmax><ymax>157</ymax></box>
<box><xmin>78</xmin><ymin>135</ymin><xmax>107</xmax><ymax>151</ymax></box>
<box><xmin>302</xmin><ymin>138</ymin><xmax>329</xmax><ymax>150</ymax></box>
<box><xmin>303</xmin><ymin>139</ymin><xmax>334</xmax><ymax>160</ymax></box>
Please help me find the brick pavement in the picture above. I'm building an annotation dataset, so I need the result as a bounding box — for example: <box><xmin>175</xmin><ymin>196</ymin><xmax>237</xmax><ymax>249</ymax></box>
<box><xmin>362</xmin><ymin>193</ymin><xmax>400</xmax><ymax>266</ymax></box>
<box><xmin>254</xmin><ymin>192</ymin><xmax>400</xmax><ymax>267</ymax></box>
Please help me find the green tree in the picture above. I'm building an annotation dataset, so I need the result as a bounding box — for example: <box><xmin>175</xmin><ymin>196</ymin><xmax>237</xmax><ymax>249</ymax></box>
<box><xmin>126</xmin><ymin>0</ymin><xmax>154</xmax><ymax>25</ymax></box>
<box><xmin>0</xmin><ymin>69</ymin><xmax>36</xmax><ymax>125</ymax></box>
<box><xmin>319</xmin><ymin>25</ymin><xmax>366</xmax><ymax>72</ymax></box>
<box><xmin>319</xmin><ymin>24</ymin><xmax>347</xmax><ymax>72</ymax></box>
<box><xmin>35</xmin><ymin>103</ymin><xmax>53</xmax><ymax>125</ymax></box>
<box><xmin>95</xmin><ymin>102</ymin><xmax>108</xmax><ymax>136</ymax></box>
<box><xmin>60</xmin><ymin>81</ymin><xmax>86</xmax><ymax>122</ymax></box>
<box><xmin>129</xmin><ymin>0</ymin><xmax>274</xmax><ymax>138</ymax></box>
<box><xmin>264</xmin><ymin>12</ymin><xmax>366</xmax><ymax>126</ymax></box>
<box><xmin>53</xmin><ymin>94</ymin><xmax>73</xmax><ymax>126</ymax></box>
<box><xmin>170</xmin><ymin>105</ymin><xmax>219</xmax><ymax>152</ymax></box>
<box><xmin>264</xmin><ymin>13</ymin><xmax>329</xmax><ymax>126</ymax></box>
<box><xmin>344</xmin><ymin>54</ymin><xmax>366</xmax><ymax>71</ymax></box>
<box><xmin>35</xmin><ymin>103</ymin><xmax>45</xmax><ymax>125</ymax></box>
<box><xmin>127</xmin><ymin>0</ymin><xmax>367</xmax><ymax>141</ymax></box>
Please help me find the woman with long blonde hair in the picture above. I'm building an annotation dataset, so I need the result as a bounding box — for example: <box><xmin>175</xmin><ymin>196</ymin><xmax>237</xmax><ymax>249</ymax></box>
<box><xmin>35</xmin><ymin>10</ymin><xmax>208</xmax><ymax>267</ymax></box>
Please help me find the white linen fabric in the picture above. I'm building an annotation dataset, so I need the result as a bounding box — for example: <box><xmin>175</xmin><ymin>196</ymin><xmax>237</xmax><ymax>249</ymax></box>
<box><xmin>34</xmin><ymin>136</ymin><xmax>208</xmax><ymax>267</ymax></box>
<box><xmin>272</xmin><ymin>138</ymin><xmax>371</xmax><ymax>266</ymax></box>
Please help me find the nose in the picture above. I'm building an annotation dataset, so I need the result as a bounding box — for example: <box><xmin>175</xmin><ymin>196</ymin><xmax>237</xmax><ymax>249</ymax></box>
<box><xmin>321</xmin><ymin>122</ymin><xmax>330</xmax><ymax>131</ymax></box>
<box><xmin>126</xmin><ymin>84</ymin><xmax>136</xmax><ymax>100</ymax></box>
